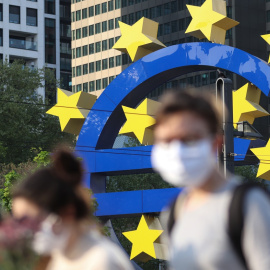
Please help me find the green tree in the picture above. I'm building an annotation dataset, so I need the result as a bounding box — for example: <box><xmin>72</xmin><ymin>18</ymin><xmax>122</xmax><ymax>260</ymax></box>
<box><xmin>0</xmin><ymin>60</ymin><xmax>75</xmax><ymax>164</ymax></box>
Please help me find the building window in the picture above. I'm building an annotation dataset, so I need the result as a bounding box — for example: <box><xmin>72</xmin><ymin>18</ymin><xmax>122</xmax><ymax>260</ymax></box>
<box><xmin>45</xmin><ymin>0</ymin><xmax>55</xmax><ymax>15</ymax></box>
<box><xmin>89</xmin><ymin>62</ymin><xmax>95</xmax><ymax>73</ymax></box>
<box><xmin>0</xmin><ymin>29</ymin><xmax>2</xmax><ymax>46</ymax></box>
<box><xmin>45</xmin><ymin>18</ymin><xmax>56</xmax><ymax>64</ymax></box>
<box><xmin>82</xmin><ymin>26</ymin><xmax>88</xmax><ymax>38</ymax></box>
<box><xmin>76</xmin><ymin>29</ymin><xmax>81</xmax><ymax>39</ymax></box>
<box><xmin>90</xmin><ymin>81</ymin><xmax>95</xmax><ymax>92</ymax></box>
<box><xmin>89</xmin><ymin>43</ymin><xmax>94</xmax><ymax>54</ymax></box>
<box><xmin>76</xmin><ymin>47</ymin><xmax>81</xmax><ymax>58</ymax></box>
<box><xmin>109</xmin><ymin>38</ymin><xmax>114</xmax><ymax>49</ymax></box>
<box><xmin>135</xmin><ymin>11</ymin><xmax>142</xmax><ymax>21</ymax></box>
<box><xmin>96</xmin><ymin>60</ymin><xmax>101</xmax><ymax>71</ymax></box>
<box><xmin>202</xmin><ymin>73</ymin><xmax>209</xmax><ymax>85</ymax></box>
<box><xmin>95</xmin><ymin>23</ymin><xmax>101</xmax><ymax>34</ymax></box>
<box><xmin>122</xmin><ymin>15</ymin><xmax>127</xmax><ymax>24</ymax></box>
<box><xmin>76</xmin><ymin>84</ymin><xmax>82</xmax><ymax>92</ymax></box>
<box><xmin>116</xmin><ymin>55</ymin><xmax>121</xmax><ymax>66</ymax></box>
<box><xmin>26</xmin><ymin>8</ymin><xmax>37</xmax><ymax>26</ymax></box>
<box><xmin>103</xmin><ymin>78</ymin><xmax>108</xmax><ymax>88</ymax></box>
<box><xmin>95</xmin><ymin>42</ymin><xmax>101</xmax><ymax>52</ymax></box>
<box><xmin>60</xmin><ymin>42</ymin><xmax>71</xmax><ymax>54</ymax></box>
<box><xmin>129</xmin><ymin>13</ymin><xmax>134</xmax><ymax>25</ymax></box>
<box><xmin>76</xmin><ymin>65</ymin><xmax>82</xmax><ymax>76</ymax></box>
<box><xmin>0</xmin><ymin>4</ymin><xmax>3</xmax><ymax>21</ymax></box>
<box><xmin>89</xmin><ymin>6</ymin><xmax>94</xmax><ymax>17</ymax></box>
<box><xmin>72</xmin><ymin>30</ymin><xmax>75</xmax><ymax>40</ymax></box>
<box><xmin>83</xmin><ymin>83</ymin><xmax>88</xmax><ymax>92</ymax></box>
<box><xmin>108</xmin><ymin>1</ymin><xmax>114</xmax><ymax>11</ymax></box>
<box><xmin>171</xmin><ymin>20</ymin><xmax>178</xmax><ymax>33</ymax></box>
<box><xmin>60</xmin><ymin>58</ymin><xmax>71</xmax><ymax>72</ymax></box>
<box><xmin>164</xmin><ymin>2</ymin><xmax>171</xmax><ymax>15</ymax></box>
<box><xmin>60</xmin><ymin>4</ymin><xmax>70</xmax><ymax>19</ymax></box>
<box><xmin>115</xmin><ymin>17</ymin><xmax>121</xmax><ymax>28</ymax></box>
<box><xmin>102</xmin><ymin>2</ymin><xmax>107</xmax><ymax>13</ymax></box>
<box><xmin>102</xmin><ymin>40</ymin><xmax>107</xmax><ymax>51</ymax></box>
<box><xmin>102</xmin><ymin>59</ymin><xmax>108</xmax><ymax>70</ymax></box>
<box><xmin>72</xmin><ymin>12</ymin><xmax>75</xmax><ymax>22</ymax></box>
<box><xmin>109</xmin><ymin>57</ymin><xmax>114</xmax><ymax>68</ymax></box>
<box><xmin>115</xmin><ymin>0</ymin><xmax>121</xmax><ymax>9</ymax></box>
<box><xmin>108</xmin><ymin>19</ymin><xmax>114</xmax><ymax>30</ymax></box>
<box><xmin>72</xmin><ymin>49</ymin><xmax>75</xmax><ymax>59</ymax></box>
<box><xmin>9</xmin><ymin>5</ymin><xmax>20</xmax><ymax>24</ymax></box>
<box><xmin>89</xmin><ymin>25</ymin><xmax>94</xmax><ymax>36</ymax></box>
<box><xmin>142</xmin><ymin>9</ymin><xmax>148</xmax><ymax>18</ymax></box>
<box><xmin>72</xmin><ymin>67</ymin><xmax>75</xmax><ymax>78</ymax></box>
<box><xmin>122</xmin><ymin>0</ymin><xmax>127</xmax><ymax>7</ymax></box>
<box><xmin>83</xmin><ymin>64</ymin><xmax>88</xmax><ymax>75</ymax></box>
<box><xmin>83</xmin><ymin>45</ymin><xmax>88</xmax><ymax>56</ymax></box>
<box><xmin>102</xmin><ymin>21</ymin><xmax>107</xmax><ymax>32</ymax></box>
<box><xmin>82</xmin><ymin>8</ymin><xmax>87</xmax><ymax>19</ymax></box>
<box><xmin>76</xmin><ymin>10</ymin><xmax>81</xmax><ymax>21</ymax></box>
<box><xmin>95</xmin><ymin>4</ymin><xmax>100</xmax><ymax>15</ymax></box>
<box><xmin>178</xmin><ymin>0</ymin><xmax>185</xmax><ymax>11</ymax></box>
<box><xmin>109</xmin><ymin>76</ymin><xmax>115</xmax><ymax>83</ymax></box>
<box><xmin>122</xmin><ymin>54</ymin><xmax>128</xmax><ymax>65</ymax></box>
<box><xmin>61</xmin><ymin>24</ymin><xmax>71</xmax><ymax>38</ymax></box>
<box><xmin>179</xmin><ymin>19</ymin><xmax>185</xmax><ymax>31</ymax></box>
<box><xmin>96</xmin><ymin>79</ymin><xmax>101</xmax><ymax>90</ymax></box>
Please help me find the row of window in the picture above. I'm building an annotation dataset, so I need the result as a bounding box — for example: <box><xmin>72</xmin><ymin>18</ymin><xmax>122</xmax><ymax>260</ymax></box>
<box><xmin>72</xmin><ymin>76</ymin><xmax>116</xmax><ymax>92</ymax></box>
<box><xmin>72</xmin><ymin>37</ymin><xmax>120</xmax><ymax>58</ymax></box>
<box><xmin>0</xmin><ymin>4</ymin><xmax>38</xmax><ymax>26</ymax></box>
<box><xmin>71</xmin><ymin>0</ymin><xmax>207</xmax><ymax>18</ymax></box>
<box><xmin>72</xmin><ymin>18</ymin><xmax>121</xmax><ymax>40</ymax></box>
<box><xmin>72</xmin><ymin>54</ymin><xmax>132</xmax><ymax>77</ymax></box>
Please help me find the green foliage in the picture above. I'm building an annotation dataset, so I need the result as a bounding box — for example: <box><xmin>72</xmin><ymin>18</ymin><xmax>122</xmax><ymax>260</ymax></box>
<box><xmin>235</xmin><ymin>165</ymin><xmax>268</xmax><ymax>188</ymax></box>
<box><xmin>32</xmin><ymin>149</ymin><xmax>50</xmax><ymax>168</ymax></box>
<box><xmin>0</xmin><ymin>171</ymin><xmax>20</xmax><ymax>212</ymax></box>
<box><xmin>0</xmin><ymin>59</ymin><xmax>75</xmax><ymax>165</ymax></box>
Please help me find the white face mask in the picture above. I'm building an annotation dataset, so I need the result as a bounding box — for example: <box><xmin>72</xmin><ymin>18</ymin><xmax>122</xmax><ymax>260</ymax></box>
<box><xmin>32</xmin><ymin>214</ymin><xmax>70</xmax><ymax>255</ymax></box>
<box><xmin>151</xmin><ymin>139</ymin><xmax>217</xmax><ymax>187</ymax></box>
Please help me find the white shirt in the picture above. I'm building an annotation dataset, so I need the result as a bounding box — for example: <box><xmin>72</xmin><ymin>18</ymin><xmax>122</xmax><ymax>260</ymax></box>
<box><xmin>169</xmin><ymin>181</ymin><xmax>270</xmax><ymax>270</ymax></box>
<box><xmin>47</xmin><ymin>231</ymin><xmax>134</xmax><ymax>270</ymax></box>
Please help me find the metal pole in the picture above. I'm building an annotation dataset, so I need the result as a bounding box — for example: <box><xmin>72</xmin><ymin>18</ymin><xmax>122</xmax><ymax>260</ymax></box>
<box><xmin>216</xmin><ymin>77</ymin><xmax>234</xmax><ymax>176</ymax></box>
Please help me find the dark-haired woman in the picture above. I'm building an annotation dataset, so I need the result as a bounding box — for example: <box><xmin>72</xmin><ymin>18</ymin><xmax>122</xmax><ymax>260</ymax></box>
<box><xmin>12</xmin><ymin>149</ymin><xmax>134</xmax><ymax>270</ymax></box>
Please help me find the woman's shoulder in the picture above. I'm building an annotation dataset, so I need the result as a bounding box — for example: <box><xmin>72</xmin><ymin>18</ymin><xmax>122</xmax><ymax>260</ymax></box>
<box><xmin>84</xmin><ymin>231</ymin><xmax>134</xmax><ymax>270</ymax></box>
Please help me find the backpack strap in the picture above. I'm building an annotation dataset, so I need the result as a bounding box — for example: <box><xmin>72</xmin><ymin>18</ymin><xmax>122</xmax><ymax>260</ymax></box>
<box><xmin>228</xmin><ymin>183</ymin><xmax>265</xmax><ymax>270</ymax></box>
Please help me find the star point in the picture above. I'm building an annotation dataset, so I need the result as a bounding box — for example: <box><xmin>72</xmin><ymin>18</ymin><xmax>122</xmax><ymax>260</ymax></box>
<box><xmin>119</xmin><ymin>98</ymin><xmax>160</xmax><ymax>145</ymax></box>
<box><xmin>113</xmin><ymin>17</ymin><xmax>166</xmax><ymax>62</ymax></box>
<box><xmin>251</xmin><ymin>139</ymin><xmax>270</xmax><ymax>181</ymax></box>
<box><xmin>46</xmin><ymin>88</ymin><xmax>97</xmax><ymax>135</ymax></box>
<box><xmin>123</xmin><ymin>215</ymin><xmax>163</xmax><ymax>261</ymax></box>
<box><xmin>186</xmin><ymin>0</ymin><xmax>239</xmax><ymax>44</ymax></box>
<box><xmin>261</xmin><ymin>34</ymin><xmax>270</xmax><ymax>63</ymax></box>
<box><xmin>233</xmin><ymin>83</ymin><xmax>269</xmax><ymax>128</ymax></box>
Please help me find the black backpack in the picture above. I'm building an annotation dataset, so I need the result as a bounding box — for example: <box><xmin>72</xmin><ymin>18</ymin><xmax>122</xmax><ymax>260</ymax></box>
<box><xmin>167</xmin><ymin>183</ymin><xmax>269</xmax><ymax>270</ymax></box>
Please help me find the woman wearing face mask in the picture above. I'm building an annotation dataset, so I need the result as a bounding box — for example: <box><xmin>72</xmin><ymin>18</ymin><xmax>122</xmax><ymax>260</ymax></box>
<box><xmin>12</xmin><ymin>149</ymin><xmax>134</xmax><ymax>270</ymax></box>
<box><xmin>151</xmin><ymin>90</ymin><xmax>270</xmax><ymax>270</ymax></box>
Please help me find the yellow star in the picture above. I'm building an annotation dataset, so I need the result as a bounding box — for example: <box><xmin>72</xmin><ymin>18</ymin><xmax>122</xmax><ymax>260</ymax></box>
<box><xmin>46</xmin><ymin>88</ymin><xmax>97</xmax><ymax>135</ymax></box>
<box><xmin>261</xmin><ymin>34</ymin><xmax>270</xmax><ymax>63</ymax></box>
<box><xmin>186</xmin><ymin>0</ymin><xmax>239</xmax><ymax>44</ymax></box>
<box><xmin>113</xmin><ymin>17</ymin><xmax>165</xmax><ymax>62</ymax></box>
<box><xmin>233</xmin><ymin>83</ymin><xmax>269</xmax><ymax>129</ymax></box>
<box><xmin>251</xmin><ymin>139</ymin><xmax>270</xmax><ymax>181</ymax></box>
<box><xmin>123</xmin><ymin>215</ymin><xmax>163</xmax><ymax>261</ymax></box>
<box><xmin>119</xmin><ymin>98</ymin><xmax>160</xmax><ymax>145</ymax></box>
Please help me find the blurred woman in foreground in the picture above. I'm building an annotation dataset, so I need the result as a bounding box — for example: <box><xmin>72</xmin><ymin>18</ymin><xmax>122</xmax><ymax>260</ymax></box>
<box><xmin>12</xmin><ymin>149</ymin><xmax>134</xmax><ymax>270</ymax></box>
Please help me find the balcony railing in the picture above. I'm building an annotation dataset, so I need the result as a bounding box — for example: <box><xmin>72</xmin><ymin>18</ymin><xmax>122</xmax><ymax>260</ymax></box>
<box><xmin>9</xmin><ymin>38</ymin><xmax>37</xmax><ymax>51</ymax></box>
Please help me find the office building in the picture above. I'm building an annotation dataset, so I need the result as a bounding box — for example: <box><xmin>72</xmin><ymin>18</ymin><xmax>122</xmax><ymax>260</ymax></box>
<box><xmin>0</xmin><ymin>0</ymin><xmax>72</xmax><ymax>101</ymax></box>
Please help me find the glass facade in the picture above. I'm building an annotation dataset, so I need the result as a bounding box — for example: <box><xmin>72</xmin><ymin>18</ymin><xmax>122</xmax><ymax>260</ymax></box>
<box><xmin>45</xmin><ymin>18</ymin><xmax>56</xmax><ymax>64</ymax></box>
<box><xmin>45</xmin><ymin>0</ymin><xmax>55</xmax><ymax>15</ymax></box>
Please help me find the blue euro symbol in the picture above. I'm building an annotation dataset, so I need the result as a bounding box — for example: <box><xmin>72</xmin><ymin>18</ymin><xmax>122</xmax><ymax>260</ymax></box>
<box><xmin>76</xmin><ymin>43</ymin><xmax>270</xmax><ymax>219</ymax></box>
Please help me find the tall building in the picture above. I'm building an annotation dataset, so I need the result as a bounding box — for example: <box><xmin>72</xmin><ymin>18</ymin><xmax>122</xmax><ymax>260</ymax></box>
<box><xmin>0</xmin><ymin>0</ymin><xmax>72</xmax><ymax>100</ymax></box>
<box><xmin>71</xmin><ymin>0</ymin><xmax>270</xmax><ymax>139</ymax></box>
